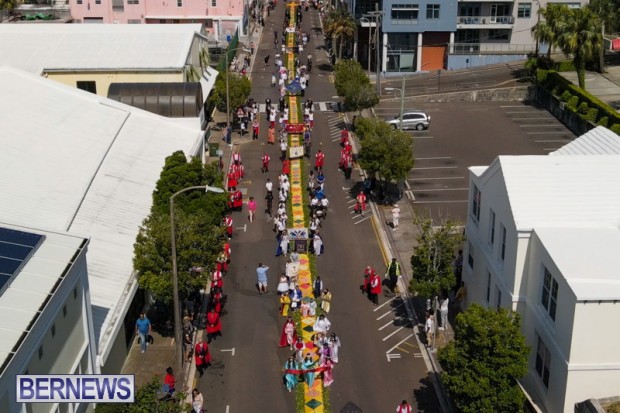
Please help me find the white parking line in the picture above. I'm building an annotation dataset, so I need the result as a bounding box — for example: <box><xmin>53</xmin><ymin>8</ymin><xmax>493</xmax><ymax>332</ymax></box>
<box><xmin>412</xmin><ymin>188</ymin><xmax>469</xmax><ymax>192</ymax></box>
<box><xmin>526</xmin><ymin>131</ymin><xmax>569</xmax><ymax>135</ymax></box>
<box><xmin>378</xmin><ymin>319</ymin><xmax>396</xmax><ymax>330</ymax></box>
<box><xmin>520</xmin><ymin>124</ymin><xmax>562</xmax><ymax>128</ymax></box>
<box><xmin>505</xmin><ymin>110</ymin><xmax>542</xmax><ymax>114</ymax></box>
<box><xmin>377</xmin><ymin>310</ymin><xmax>394</xmax><ymax>320</ymax></box>
<box><xmin>414</xmin><ymin>176</ymin><xmax>465</xmax><ymax>180</ymax></box>
<box><xmin>415</xmin><ymin>156</ymin><xmax>452</xmax><ymax>160</ymax></box>
<box><xmin>355</xmin><ymin>215</ymin><xmax>373</xmax><ymax>225</ymax></box>
<box><xmin>511</xmin><ymin>117</ymin><xmax>552</xmax><ymax>120</ymax></box>
<box><xmin>415</xmin><ymin>200</ymin><xmax>468</xmax><ymax>204</ymax></box>
<box><xmin>412</xmin><ymin>136</ymin><xmax>434</xmax><ymax>139</ymax></box>
<box><xmin>373</xmin><ymin>296</ymin><xmax>397</xmax><ymax>311</ymax></box>
<box><xmin>412</xmin><ymin>166</ymin><xmax>458</xmax><ymax>170</ymax></box>
<box><xmin>535</xmin><ymin>139</ymin><xmax>570</xmax><ymax>143</ymax></box>
<box><xmin>386</xmin><ymin>333</ymin><xmax>415</xmax><ymax>353</ymax></box>
<box><xmin>383</xmin><ymin>326</ymin><xmax>405</xmax><ymax>341</ymax></box>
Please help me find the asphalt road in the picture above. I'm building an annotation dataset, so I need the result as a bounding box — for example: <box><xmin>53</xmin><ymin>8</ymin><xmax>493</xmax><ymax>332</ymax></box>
<box><xmin>198</xmin><ymin>3</ymin><xmax>440</xmax><ymax>412</ymax></box>
<box><xmin>373</xmin><ymin>100</ymin><xmax>577</xmax><ymax>222</ymax></box>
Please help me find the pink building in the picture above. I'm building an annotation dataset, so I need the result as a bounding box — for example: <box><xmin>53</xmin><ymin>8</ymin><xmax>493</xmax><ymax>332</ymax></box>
<box><xmin>70</xmin><ymin>0</ymin><xmax>249</xmax><ymax>41</ymax></box>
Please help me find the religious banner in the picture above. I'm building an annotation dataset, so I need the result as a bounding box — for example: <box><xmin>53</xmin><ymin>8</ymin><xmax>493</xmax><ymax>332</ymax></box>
<box><xmin>289</xmin><ymin>146</ymin><xmax>304</xmax><ymax>159</ymax></box>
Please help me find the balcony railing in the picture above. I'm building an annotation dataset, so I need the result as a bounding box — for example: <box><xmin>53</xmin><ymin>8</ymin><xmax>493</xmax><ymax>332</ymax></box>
<box><xmin>450</xmin><ymin>42</ymin><xmax>535</xmax><ymax>55</ymax></box>
<box><xmin>457</xmin><ymin>15</ymin><xmax>514</xmax><ymax>25</ymax></box>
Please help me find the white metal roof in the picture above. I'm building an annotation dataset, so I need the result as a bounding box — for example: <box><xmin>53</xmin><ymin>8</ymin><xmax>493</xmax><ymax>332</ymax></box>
<box><xmin>0</xmin><ymin>223</ymin><xmax>87</xmax><ymax>368</ymax></box>
<box><xmin>551</xmin><ymin>126</ymin><xmax>620</xmax><ymax>155</ymax></box>
<box><xmin>0</xmin><ymin>66</ymin><xmax>202</xmax><ymax>366</ymax></box>
<box><xmin>535</xmin><ymin>226</ymin><xmax>620</xmax><ymax>300</ymax></box>
<box><xmin>496</xmin><ymin>155</ymin><xmax>620</xmax><ymax>231</ymax></box>
<box><xmin>0</xmin><ymin>23</ymin><xmax>202</xmax><ymax>74</ymax></box>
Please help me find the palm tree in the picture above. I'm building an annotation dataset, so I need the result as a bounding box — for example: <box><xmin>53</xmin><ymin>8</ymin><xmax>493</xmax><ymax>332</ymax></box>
<box><xmin>0</xmin><ymin>0</ymin><xmax>17</xmax><ymax>11</ymax></box>
<box><xmin>557</xmin><ymin>6</ymin><xmax>602</xmax><ymax>89</ymax></box>
<box><xmin>324</xmin><ymin>11</ymin><xmax>356</xmax><ymax>59</ymax></box>
<box><xmin>532</xmin><ymin>4</ymin><xmax>569</xmax><ymax>59</ymax></box>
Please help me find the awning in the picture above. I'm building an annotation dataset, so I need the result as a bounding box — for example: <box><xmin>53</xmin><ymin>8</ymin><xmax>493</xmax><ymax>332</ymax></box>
<box><xmin>200</xmin><ymin>66</ymin><xmax>219</xmax><ymax>101</ymax></box>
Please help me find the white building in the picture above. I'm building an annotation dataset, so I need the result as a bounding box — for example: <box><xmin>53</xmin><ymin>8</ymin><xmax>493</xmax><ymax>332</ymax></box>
<box><xmin>0</xmin><ymin>223</ymin><xmax>96</xmax><ymax>413</ymax></box>
<box><xmin>0</xmin><ymin>66</ymin><xmax>203</xmax><ymax>376</ymax></box>
<box><xmin>462</xmin><ymin>126</ymin><xmax>620</xmax><ymax>413</ymax></box>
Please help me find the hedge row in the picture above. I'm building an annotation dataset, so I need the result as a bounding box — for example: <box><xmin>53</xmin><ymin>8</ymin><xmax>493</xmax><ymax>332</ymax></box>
<box><xmin>537</xmin><ymin>69</ymin><xmax>620</xmax><ymax>135</ymax></box>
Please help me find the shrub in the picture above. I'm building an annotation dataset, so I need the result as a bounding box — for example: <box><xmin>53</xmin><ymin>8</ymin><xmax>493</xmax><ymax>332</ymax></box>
<box><xmin>567</xmin><ymin>96</ymin><xmax>579</xmax><ymax>111</ymax></box>
<box><xmin>561</xmin><ymin>90</ymin><xmax>573</xmax><ymax>102</ymax></box>
<box><xmin>584</xmin><ymin>108</ymin><xmax>598</xmax><ymax>122</ymax></box>
<box><xmin>555</xmin><ymin>60</ymin><xmax>576</xmax><ymax>72</ymax></box>
<box><xmin>597</xmin><ymin>117</ymin><xmax>609</xmax><ymax>127</ymax></box>
<box><xmin>610</xmin><ymin>124</ymin><xmax>620</xmax><ymax>135</ymax></box>
<box><xmin>536</xmin><ymin>69</ymin><xmax>548</xmax><ymax>84</ymax></box>
<box><xmin>577</xmin><ymin>102</ymin><xmax>589</xmax><ymax>115</ymax></box>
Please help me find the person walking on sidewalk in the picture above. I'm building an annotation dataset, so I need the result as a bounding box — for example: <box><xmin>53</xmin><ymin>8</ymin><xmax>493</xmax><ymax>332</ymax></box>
<box><xmin>135</xmin><ymin>313</ymin><xmax>151</xmax><ymax>354</ymax></box>
<box><xmin>392</xmin><ymin>203</ymin><xmax>401</xmax><ymax>229</ymax></box>
<box><xmin>192</xmin><ymin>389</ymin><xmax>204</xmax><ymax>413</ymax></box>
<box><xmin>256</xmin><ymin>262</ymin><xmax>270</xmax><ymax>294</ymax></box>
<box><xmin>386</xmin><ymin>258</ymin><xmax>401</xmax><ymax>294</ymax></box>
<box><xmin>248</xmin><ymin>196</ymin><xmax>257</xmax><ymax>222</ymax></box>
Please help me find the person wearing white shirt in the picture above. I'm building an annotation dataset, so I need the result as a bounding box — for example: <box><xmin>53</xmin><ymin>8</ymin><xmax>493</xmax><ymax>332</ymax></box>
<box><xmin>313</xmin><ymin>314</ymin><xmax>331</xmax><ymax>334</ymax></box>
<box><xmin>439</xmin><ymin>297</ymin><xmax>449</xmax><ymax>330</ymax></box>
<box><xmin>266</xmin><ymin>179</ymin><xmax>273</xmax><ymax>194</ymax></box>
<box><xmin>281</xmin><ymin>179</ymin><xmax>290</xmax><ymax>193</ymax></box>
<box><xmin>424</xmin><ymin>312</ymin><xmax>434</xmax><ymax>348</ymax></box>
<box><xmin>391</xmin><ymin>204</ymin><xmax>401</xmax><ymax>229</ymax></box>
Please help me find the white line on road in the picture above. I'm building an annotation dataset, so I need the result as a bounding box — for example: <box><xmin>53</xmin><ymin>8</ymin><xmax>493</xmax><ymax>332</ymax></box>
<box><xmin>319</xmin><ymin>102</ymin><xmax>328</xmax><ymax>111</ymax></box>
<box><xmin>520</xmin><ymin>124</ymin><xmax>563</xmax><ymax>128</ymax></box>
<box><xmin>412</xmin><ymin>166</ymin><xmax>458</xmax><ymax>170</ymax></box>
<box><xmin>373</xmin><ymin>296</ymin><xmax>397</xmax><ymax>311</ymax></box>
<box><xmin>226</xmin><ymin>405</ymin><xmax>230</xmax><ymax>413</ymax></box>
<box><xmin>505</xmin><ymin>110</ymin><xmax>542</xmax><ymax>114</ymax></box>
<box><xmin>383</xmin><ymin>326</ymin><xmax>405</xmax><ymax>341</ymax></box>
<box><xmin>386</xmin><ymin>353</ymin><xmax>402</xmax><ymax>362</ymax></box>
<box><xmin>414</xmin><ymin>200</ymin><xmax>468</xmax><ymax>204</ymax></box>
<box><xmin>412</xmin><ymin>136</ymin><xmax>434</xmax><ymax>139</ymax></box>
<box><xmin>413</xmin><ymin>353</ymin><xmax>423</xmax><ymax>358</ymax></box>
<box><xmin>413</xmin><ymin>176</ymin><xmax>465</xmax><ymax>180</ymax></box>
<box><xmin>544</xmin><ymin>147</ymin><xmax>561</xmax><ymax>151</ymax></box>
<box><xmin>510</xmin><ymin>117</ymin><xmax>552</xmax><ymax>120</ymax></box>
<box><xmin>355</xmin><ymin>215</ymin><xmax>373</xmax><ymax>225</ymax></box>
<box><xmin>526</xmin><ymin>131</ymin><xmax>570</xmax><ymax>135</ymax></box>
<box><xmin>379</xmin><ymin>319</ymin><xmax>397</xmax><ymax>330</ymax></box>
<box><xmin>535</xmin><ymin>139</ymin><xmax>570</xmax><ymax>143</ymax></box>
<box><xmin>415</xmin><ymin>156</ymin><xmax>452</xmax><ymax>160</ymax></box>
<box><xmin>221</xmin><ymin>348</ymin><xmax>236</xmax><ymax>356</ymax></box>
<box><xmin>386</xmin><ymin>333</ymin><xmax>415</xmax><ymax>353</ymax></box>
<box><xmin>377</xmin><ymin>309</ymin><xmax>395</xmax><ymax>320</ymax></box>
<box><xmin>412</xmin><ymin>187</ymin><xmax>469</xmax><ymax>192</ymax></box>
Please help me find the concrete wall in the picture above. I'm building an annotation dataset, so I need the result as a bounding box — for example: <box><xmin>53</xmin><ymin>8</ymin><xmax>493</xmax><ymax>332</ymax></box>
<box><xmin>448</xmin><ymin>53</ymin><xmax>528</xmax><ymax>70</ymax></box>
<box><xmin>46</xmin><ymin>71</ymin><xmax>183</xmax><ymax>97</ymax></box>
<box><xmin>534</xmin><ymin>87</ymin><xmax>595</xmax><ymax>137</ymax></box>
<box><xmin>402</xmin><ymin>85</ymin><xmax>534</xmax><ymax>104</ymax></box>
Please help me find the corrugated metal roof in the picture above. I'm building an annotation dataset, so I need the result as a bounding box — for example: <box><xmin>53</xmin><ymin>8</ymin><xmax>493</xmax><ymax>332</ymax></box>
<box><xmin>0</xmin><ymin>24</ymin><xmax>202</xmax><ymax>74</ymax></box>
<box><xmin>0</xmin><ymin>67</ymin><xmax>202</xmax><ymax>366</ymax></box>
<box><xmin>0</xmin><ymin>223</ymin><xmax>87</xmax><ymax>368</ymax></box>
<box><xmin>497</xmin><ymin>155</ymin><xmax>620</xmax><ymax>231</ymax></box>
<box><xmin>551</xmin><ymin>126</ymin><xmax>620</xmax><ymax>155</ymax></box>
<box><xmin>535</xmin><ymin>227</ymin><xmax>620</xmax><ymax>300</ymax></box>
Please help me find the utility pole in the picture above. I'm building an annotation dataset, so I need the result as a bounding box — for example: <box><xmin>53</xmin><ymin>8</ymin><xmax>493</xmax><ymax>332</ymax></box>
<box><xmin>374</xmin><ymin>3</ymin><xmax>381</xmax><ymax>96</ymax></box>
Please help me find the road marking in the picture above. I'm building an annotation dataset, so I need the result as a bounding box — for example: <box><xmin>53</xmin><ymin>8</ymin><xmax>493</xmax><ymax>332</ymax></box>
<box><xmin>386</xmin><ymin>333</ymin><xmax>415</xmax><ymax>353</ymax></box>
<box><xmin>402</xmin><ymin>342</ymin><xmax>418</xmax><ymax>348</ymax></box>
<box><xmin>535</xmin><ymin>139</ymin><xmax>570</xmax><ymax>143</ymax></box>
<box><xmin>319</xmin><ymin>102</ymin><xmax>328</xmax><ymax>111</ymax></box>
<box><xmin>221</xmin><ymin>348</ymin><xmax>236</xmax><ymax>356</ymax></box>
<box><xmin>379</xmin><ymin>319</ymin><xmax>397</xmax><ymax>330</ymax></box>
<box><xmin>413</xmin><ymin>353</ymin><xmax>423</xmax><ymax>358</ymax></box>
<box><xmin>520</xmin><ymin>124</ymin><xmax>563</xmax><ymax>128</ymax></box>
<box><xmin>373</xmin><ymin>296</ymin><xmax>397</xmax><ymax>311</ymax></box>
<box><xmin>347</xmin><ymin>198</ymin><xmax>356</xmax><ymax>203</ymax></box>
<box><xmin>510</xmin><ymin>117</ymin><xmax>552</xmax><ymax>120</ymax></box>
<box><xmin>544</xmin><ymin>147</ymin><xmax>561</xmax><ymax>151</ymax></box>
<box><xmin>386</xmin><ymin>353</ymin><xmax>402</xmax><ymax>362</ymax></box>
<box><xmin>377</xmin><ymin>309</ymin><xmax>394</xmax><ymax>320</ymax></box>
<box><xmin>411</xmin><ymin>166</ymin><xmax>458</xmax><ymax>170</ymax></box>
<box><xmin>411</xmin><ymin>187</ymin><xmax>469</xmax><ymax>192</ymax></box>
<box><xmin>414</xmin><ymin>200</ymin><xmax>468</xmax><ymax>204</ymax></box>
<box><xmin>383</xmin><ymin>326</ymin><xmax>405</xmax><ymax>341</ymax></box>
<box><xmin>226</xmin><ymin>405</ymin><xmax>230</xmax><ymax>413</ymax></box>
<box><xmin>355</xmin><ymin>215</ymin><xmax>373</xmax><ymax>225</ymax></box>
<box><xmin>235</xmin><ymin>225</ymin><xmax>247</xmax><ymax>232</ymax></box>
<box><xmin>412</xmin><ymin>136</ymin><xmax>434</xmax><ymax>139</ymax></box>
<box><xmin>526</xmin><ymin>131</ymin><xmax>569</xmax><ymax>135</ymax></box>
<box><xmin>413</xmin><ymin>176</ymin><xmax>465</xmax><ymax>180</ymax></box>
<box><xmin>396</xmin><ymin>346</ymin><xmax>410</xmax><ymax>354</ymax></box>
<box><xmin>415</xmin><ymin>156</ymin><xmax>452</xmax><ymax>160</ymax></box>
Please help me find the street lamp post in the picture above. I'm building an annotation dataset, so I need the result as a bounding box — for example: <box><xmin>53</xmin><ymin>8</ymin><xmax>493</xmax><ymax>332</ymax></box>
<box><xmin>385</xmin><ymin>76</ymin><xmax>405</xmax><ymax>130</ymax></box>
<box><xmin>170</xmin><ymin>185</ymin><xmax>225</xmax><ymax>390</ymax></box>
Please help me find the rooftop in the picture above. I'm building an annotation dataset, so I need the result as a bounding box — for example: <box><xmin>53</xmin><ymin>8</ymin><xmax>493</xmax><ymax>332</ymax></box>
<box><xmin>0</xmin><ymin>23</ymin><xmax>203</xmax><ymax>74</ymax></box>
<box><xmin>535</xmin><ymin>226</ymin><xmax>620</xmax><ymax>301</ymax></box>
<box><xmin>0</xmin><ymin>223</ymin><xmax>87</xmax><ymax>369</ymax></box>
<box><xmin>0</xmin><ymin>66</ymin><xmax>202</xmax><ymax>366</ymax></box>
<box><xmin>551</xmin><ymin>126</ymin><xmax>620</xmax><ymax>156</ymax></box>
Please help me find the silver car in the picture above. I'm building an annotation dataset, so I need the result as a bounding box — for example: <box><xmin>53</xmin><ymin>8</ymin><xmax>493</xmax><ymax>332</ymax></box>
<box><xmin>387</xmin><ymin>111</ymin><xmax>431</xmax><ymax>130</ymax></box>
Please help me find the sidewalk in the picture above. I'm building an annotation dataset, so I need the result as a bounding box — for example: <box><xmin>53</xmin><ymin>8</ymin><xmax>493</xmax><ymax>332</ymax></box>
<box><xmin>562</xmin><ymin>67</ymin><xmax>620</xmax><ymax>109</ymax></box>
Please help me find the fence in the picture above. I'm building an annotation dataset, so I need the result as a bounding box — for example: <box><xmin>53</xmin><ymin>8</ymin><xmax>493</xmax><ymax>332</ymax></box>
<box><xmin>450</xmin><ymin>42</ymin><xmax>535</xmax><ymax>55</ymax></box>
<box><xmin>214</xmin><ymin>29</ymin><xmax>240</xmax><ymax>72</ymax></box>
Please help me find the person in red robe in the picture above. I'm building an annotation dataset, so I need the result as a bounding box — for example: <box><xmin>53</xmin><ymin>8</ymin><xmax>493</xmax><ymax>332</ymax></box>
<box><xmin>233</xmin><ymin>189</ymin><xmax>243</xmax><ymax>211</ymax></box>
<box><xmin>262</xmin><ymin>153</ymin><xmax>270</xmax><ymax>173</ymax></box>
<box><xmin>223</xmin><ymin>215</ymin><xmax>233</xmax><ymax>238</ymax></box>
<box><xmin>238</xmin><ymin>163</ymin><xmax>245</xmax><ymax>179</ymax></box>
<box><xmin>164</xmin><ymin>367</ymin><xmax>176</xmax><ymax>393</ymax></box>
<box><xmin>340</xmin><ymin>129</ymin><xmax>349</xmax><ymax>146</ymax></box>
<box><xmin>211</xmin><ymin>269</ymin><xmax>223</xmax><ymax>289</ymax></box>
<box><xmin>344</xmin><ymin>140</ymin><xmax>352</xmax><ymax>154</ymax></box>
<box><xmin>314</xmin><ymin>149</ymin><xmax>325</xmax><ymax>171</ymax></box>
<box><xmin>355</xmin><ymin>191</ymin><xmax>367</xmax><ymax>215</ymax></box>
<box><xmin>210</xmin><ymin>287</ymin><xmax>224</xmax><ymax>314</ymax></box>
<box><xmin>227</xmin><ymin>170</ymin><xmax>238</xmax><ymax>191</ymax></box>
<box><xmin>223</xmin><ymin>241</ymin><xmax>231</xmax><ymax>261</ymax></box>
<box><xmin>279</xmin><ymin>316</ymin><xmax>297</xmax><ymax>349</ymax></box>
<box><xmin>370</xmin><ymin>270</ymin><xmax>382</xmax><ymax>306</ymax></box>
<box><xmin>194</xmin><ymin>338</ymin><xmax>211</xmax><ymax>377</ymax></box>
<box><xmin>339</xmin><ymin>147</ymin><xmax>347</xmax><ymax>170</ymax></box>
<box><xmin>282</xmin><ymin>159</ymin><xmax>290</xmax><ymax>175</ymax></box>
<box><xmin>268</xmin><ymin>126</ymin><xmax>275</xmax><ymax>144</ymax></box>
<box><xmin>206</xmin><ymin>308</ymin><xmax>222</xmax><ymax>343</ymax></box>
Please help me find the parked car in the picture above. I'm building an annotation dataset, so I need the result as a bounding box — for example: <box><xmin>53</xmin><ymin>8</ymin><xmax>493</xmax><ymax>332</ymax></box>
<box><xmin>386</xmin><ymin>111</ymin><xmax>430</xmax><ymax>130</ymax></box>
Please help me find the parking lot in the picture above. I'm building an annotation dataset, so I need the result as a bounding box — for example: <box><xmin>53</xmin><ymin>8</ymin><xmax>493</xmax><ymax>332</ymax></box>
<box><xmin>373</xmin><ymin>100</ymin><xmax>576</xmax><ymax>222</ymax></box>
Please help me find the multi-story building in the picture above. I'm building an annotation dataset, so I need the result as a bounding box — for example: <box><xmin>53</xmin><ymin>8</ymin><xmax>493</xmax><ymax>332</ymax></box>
<box><xmin>347</xmin><ymin>0</ymin><xmax>588</xmax><ymax>71</ymax></box>
<box><xmin>462</xmin><ymin>126</ymin><xmax>620</xmax><ymax>413</ymax></box>
<box><xmin>0</xmin><ymin>66</ymin><xmax>204</xmax><ymax>376</ymax></box>
<box><xmin>69</xmin><ymin>0</ymin><xmax>249</xmax><ymax>42</ymax></box>
<box><xmin>0</xmin><ymin>223</ymin><xmax>96</xmax><ymax>413</ymax></box>
<box><xmin>0</xmin><ymin>23</ymin><xmax>218</xmax><ymax>99</ymax></box>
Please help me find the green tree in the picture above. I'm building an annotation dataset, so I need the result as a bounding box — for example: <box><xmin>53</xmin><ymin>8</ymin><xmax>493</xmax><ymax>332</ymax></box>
<box><xmin>438</xmin><ymin>304</ymin><xmax>530</xmax><ymax>413</ymax></box>
<box><xmin>133</xmin><ymin>152</ymin><xmax>227</xmax><ymax>304</ymax></box>
<box><xmin>95</xmin><ymin>376</ymin><xmax>187</xmax><ymax>413</ymax></box>
<box><xmin>324</xmin><ymin>10</ymin><xmax>357</xmax><ymax>59</ymax></box>
<box><xmin>0</xmin><ymin>0</ymin><xmax>17</xmax><ymax>10</ymax></box>
<box><xmin>408</xmin><ymin>214</ymin><xmax>464</xmax><ymax>299</ymax></box>
<box><xmin>333</xmin><ymin>60</ymin><xmax>369</xmax><ymax>97</ymax></box>
<box><xmin>341</xmin><ymin>80</ymin><xmax>379</xmax><ymax>112</ymax></box>
<box><xmin>590</xmin><ymin>0</ymin><xmax>620</xmax><ymax>34</ymax></box>
<box><xmin>356</xmin><ymin>117</ymin><xmax>414</xmax><ymax>184</ymax></box>
<box><xmin>532</xmin><ymin>4</ymin><xmax>569</xmax><ymax>59</ymax></box>
<box><xmin>207</xmin><ymin>72</ymin><xmax>252</xmax><ymax>116</ymax></box>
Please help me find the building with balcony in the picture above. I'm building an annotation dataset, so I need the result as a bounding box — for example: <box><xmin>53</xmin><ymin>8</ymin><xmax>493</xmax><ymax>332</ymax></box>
<box><xmin>346</xmin><ymin>0</ymin><xmax>588</xmax><ymax>71</ymax></box>
<box><xmin>461</xmin><ymin>126</ymin><xmax>620</xmax><ymax>413</ymax></box>
<box><xmin>0</xmin><ymin>23</ymin><xmax>218</xmax><ymax>100</ymax></box>
<box><xmin>69</xmin><ymin>0</ymin><xmax>249</xmax><ymax>42</ymax></box>
<box><xmin>0</xmin><ymin>224</ymin><xmax>96</xmax><ymax>413</ymax></box>
<box><xmin>0</xmin><ymin>66</ymin><xmax>204</xmax><ymax>376</ymax></box>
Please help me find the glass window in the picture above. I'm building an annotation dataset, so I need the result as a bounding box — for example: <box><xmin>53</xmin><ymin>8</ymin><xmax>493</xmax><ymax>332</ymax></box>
<box><xmin>517</xmin><ymin>3</ymin><xmax>531</xmax><ymax>18</ymax></box>
<box><xmin>488</xmin><ymin>209</ymin><xmax>495</xmax><ymax>246</ymax></box>
<box><xmin>495</xmin><ymin>286</ymin><xmax>502</xmax><ymax>309</ymax></box>
<box><xmin>426</xmin><ymin>4</ymin><xmax>440</xmax><ymax>19</ymax></box>
<box><xmin>535</xmin><ymin>335</ymin><xmax>551</xmax><ymax>388</ymax></box>
<box><xmin>212</xmin><ymin>0</ymin><xmax>217</xmax><ymax>6</ymax></box>
<box><xmin>127</xmin><ymin>0</ymin><xmax>139</xmax><ymax>4</ymax></box>
<box><xmin>468</xmin><ymin>242</ymin><xmax>474</xmax><ymax>269</ymax></box>
<box><xmin>472</xmin><ymin>185</ymin><xmax>481</xmax><ymax>221</ymax></box>
<box><xmin>77</xmin><ymin>0</ymin><xmax>83</xmax><ymax>4</ymax></box>
<box><xmin>501</xmin><ymin>225</ymin><xmax>506</xmax><ymax>260</ymax></box>
<box><xmin>177</xmin><ymin>0</ymin><xmax>183</xmax><ymax>6</ymax></box>
<box><xmin>112</xmin><ymin>0</ymin><xmax>124</xmax><ymax>11</ymax></box>
<box><xmin>541</xmin><ymin>267</ymin><xmax>558</xmax><ymax>321</ymax></box>
<box><xmin>76</xmin><ymin>81</ymin><xmax>97</xmax><ymax>94</ymax></box>
<box><xmin>391</xmin><ymin>4</ymin><xmax>419</xmax><ymax>21</ymax></box>
<box><xmin>486</xmin><ymin>271</ymin><xmax>491</xmax><ymax>302</ymax></box>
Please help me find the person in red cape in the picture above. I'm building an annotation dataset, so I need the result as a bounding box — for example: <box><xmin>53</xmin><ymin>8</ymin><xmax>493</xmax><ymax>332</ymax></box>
<box><xmin>206</xmin><ymin>307</ymin><xmax>222</xmax><ymax>343</ymax></box>
<box><xmin>262</xmin><ymin>153</ymin><xmax>270</xmax><ymax>173</ymax></box>
<box><xmin>233</xmin><ymin>188</ymin><xmax>243</xmax><ymax>211</ymax></box>
<box><xmin>314</xmin><ymin>149</ymin><xmax>325</xmax><ymax>171</ymax></box>
<box><xmin>279</xmin><ymin>316</ymin><xmax>297</xmax><ymax>349</ymax></box>
<box><xmin>223</xmin><ymin>215</ymin><xmax>233</xmax><ymax>239</ymax></box>
<box><xmin>227</xmin><ymin>169</ymin><xmax>238</xmax><ymax>191</ymax></box>
<box><xmin>194</xmin><ymin>338</ymin><xmax>211</xmax><ymax>377</ymax></box>
<box><xmin>370</xmin><ymin>270</ymin><xmax>382</xmax><ymax>306</ymax></box>
<box><xmin>355</xmin><ymin>191</ymin><xmax>367</xmax><ymax>215</ymax></box>
<box><xmin>211</xmin><ymin>269</ymin><xmax>223</xmax><ymax>289</ymax></box>
<box><xmin>340</xmin><ymin>128</ymin><xmax>349</xmax><ymax>146</ymax></box>
<box><xmin>282</xmin><ymin>158</ymin><xmax>290</xmax><ymax>175</ymax></box>
<box><xmin>227</xmin><ymin>191</ymin><xmax>235</xmax><ymax>211</ymax></box>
